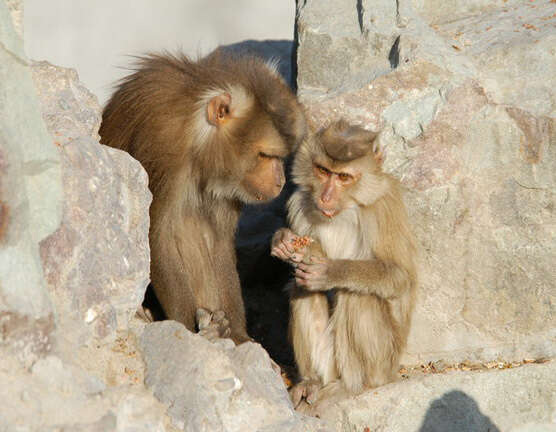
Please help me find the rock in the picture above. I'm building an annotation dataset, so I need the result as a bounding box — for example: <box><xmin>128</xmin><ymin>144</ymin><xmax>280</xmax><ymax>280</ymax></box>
<box><xmin>319</xmin><ymin>361</ymin><xmax>556</xmax><ymax>431</ymax></box>
<box><xmin>0</xmin><ymin>0</ymin><xmax>60</xmax><ymax>368</ymax></box>
<box><xmin>0</xmin><ymin>350</ymin><xmax>170</xmax><ymax>432</ymax></box>
<box><xmin>297</xmin><ymin>0</ymin><xmax>556</xmax><ymax>365</ymax></box>
<box><xmin>0</xmin><ymin>4</ymin><xmax>171</xmax><ymax>430</ymax></box>
<box><xmin>140</xmin><ymin>321</ymin><xmax>331</xmax><ymax>432</ymax></box>
<box><xmin>31</xmin><ymin>60</ymin><xmax>102</xmax><ymax>143</ymax></box>
<box><xmin>432</xmin><ymin>2</ymin><xmax>556</xmax><ymax>117</ymax></box>
<box><xmin>32</xmin><ymin>61</ymin><xmax>152</xmax><ymax>348</ymax></box>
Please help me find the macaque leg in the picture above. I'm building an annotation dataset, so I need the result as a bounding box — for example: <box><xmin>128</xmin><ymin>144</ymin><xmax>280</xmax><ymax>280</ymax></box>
<box><xmin>196</xmin><ymin>239</ymin><xmax>250</xmax><ymax>345</ymax></box>
<box><xmin>289</xmin><ymin>284</ymin><xmax>337</xmax><ymax>407</ymax></box>
<box><xmin>333</xmin><ymin>293</ymin><xmax>400</xmax><ymax>394</ymax></box>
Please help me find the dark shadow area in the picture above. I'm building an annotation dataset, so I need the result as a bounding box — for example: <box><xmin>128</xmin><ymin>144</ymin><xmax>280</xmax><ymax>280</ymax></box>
<box><xmin>419</xmin><ymin>390</ymin><xmax>500</xmax><ymax>432</ymax></box>
<box><xmin>141</xmin><ymin>283</ymin><xmax>166</xmax><ymax>321</ymax></box>
<box><xmin>236</xmin><ymin>159</ymin><xmax>297</xmax><ymax>368</ymax></box>
<box><xmin>221</xmin><ymin>39</ymin><xmax>295</xmax><ymax>87</ymax></box>
<box><xmin>389</xmin><ymin>35</ymin><xmax>400</xmax><ymax>69</ymax></box>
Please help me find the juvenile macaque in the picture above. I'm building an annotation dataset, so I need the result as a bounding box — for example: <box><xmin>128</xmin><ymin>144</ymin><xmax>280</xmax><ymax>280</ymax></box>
<box><xmin>100</xmin><ymin>50</ymin><xmax>306</xmax><ymax>344</ymax></box>
<box><xmin>271</xmin><ymin>120</ymin><xmax>417</xmax><ymax>411</ymax></box>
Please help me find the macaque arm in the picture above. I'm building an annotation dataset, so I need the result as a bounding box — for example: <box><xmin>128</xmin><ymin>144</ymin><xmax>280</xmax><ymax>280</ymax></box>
<box><xmin>296</xmin><ymin>256</ymin><xmax>410</xmax><ymax>299</ymax></box>
<box><xmin>327</xmin><ymin>258</ymin><xmax>410</xmax><ymax>299</ymax></box>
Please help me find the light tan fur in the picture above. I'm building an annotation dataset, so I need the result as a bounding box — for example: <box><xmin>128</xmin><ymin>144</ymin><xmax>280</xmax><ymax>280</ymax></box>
<box><xmin>100</xmin><ymin>49</ymin><xmax>306</xmax><ymax>344</ymax></box>
<box><xmin>272</xmin><ymin>120</ymin><xmax>417</xmax><ymax>411</ymax></box>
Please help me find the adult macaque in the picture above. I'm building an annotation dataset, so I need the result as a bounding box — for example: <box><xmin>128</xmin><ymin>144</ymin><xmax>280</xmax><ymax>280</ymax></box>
<box><xmin>271</xmin><ymin>120</ymin><xmax>417</xmax><ymax>411</ymax></box>
<box><xmin>100</xmin><ymin>50</ymin><xmax>307</xmax><ymax>344</ymax></box>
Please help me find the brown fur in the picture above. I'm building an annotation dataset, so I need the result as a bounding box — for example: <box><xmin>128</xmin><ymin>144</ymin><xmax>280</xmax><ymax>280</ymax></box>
<box><xmin>100</xmin><ymin>50</ymin><xmax>306</xmax><ymax>344</ymax></box>
<box><xmin>272</xmin><ymin>120</ymin><xmax>417</xmax><ymax>410</ymax></box>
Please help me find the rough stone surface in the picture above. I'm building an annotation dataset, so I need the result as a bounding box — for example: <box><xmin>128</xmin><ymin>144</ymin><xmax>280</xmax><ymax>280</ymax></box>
<box><xmin>0</xmin><ymin>4</ymin><xmax>170</xmax><ymax>430</ymax></box>
<box><xmin>297</xmin><ymin>0</ymin><xmax>556</xmax><ymax>365</ymax></box>
<box><xmin>0</xmin><ymin>336</ymin><xmax>172</xmax><ymax>432</ymax></box>
<box><xmin>0</xmin><ymin>0</ymin><xmax>60</xmax><ymax>367</ymax></box>
<box><xmin>320</xmin><ymin>361</ymin><xmax>556</xmax><ymax>432</ymax></box>
<box><xmin>32</xmin><ymin>60</ymin><xmax>102</xmax><ymax>143</ymax></box>
<box><xmin>32</xmin><ymin>61</ymin><xmax>152</xmax><ymax>347</ymax></box>
<box><xmin>140</xmin><ymin>321</ymin><xmax>331</xmax><ymax>432</ymax></box>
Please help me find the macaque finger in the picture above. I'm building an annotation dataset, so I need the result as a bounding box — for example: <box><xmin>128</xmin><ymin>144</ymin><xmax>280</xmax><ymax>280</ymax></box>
<box><xmin>295</xmin><ymin>267</ymin><xmax>311</xmax><ymax>279</ymax></box>
<box><xmin>275</xmin><ymin>242</ymin><xmax>295</xmax><ymax>259</ymax></box>
<box><xmin>198</xmin><ymin>326</ymin><xmax>220</xmax><ymax>341</ymax></box>
<box><xmin>196</xmin><ymin>308</ymin><xmax>212</xmax><ymax>330</ymax></box>
<box><xmin>271</xmin><ymin>247</ymin><xmax>288</xmax><ymax>261</ymax></box>
<box><xmin>289</xmin><ymin>384</ymin><xmax>305</xmax><ymax>408</ymax></box>
<box><xmin>291</xmin><ymin>253</ymin><xmax>303</xmax><ymax>263</ymax></box>
<box><xmin>305</xmin><ymin>383</ymin><xmax>320</xmax><ymax>405</ymax></box>
<box><xmin>296</xmin><ymin>263</ymin><xmax>317</xmax><ymax>275</ymax></box>
<box><xmin>283</xmin><ymin>241</ymin><xmax>295</xmax><ymax>254</ymax></box>
<box><xmin>213</xmin><ymin>310</ymin><xmax>226</xmax><ymax>321</ymax></box>
<box><xmin>280</xmin><ymin>243</ymin><xmax>296</xmax><ymax>257</ymax></box>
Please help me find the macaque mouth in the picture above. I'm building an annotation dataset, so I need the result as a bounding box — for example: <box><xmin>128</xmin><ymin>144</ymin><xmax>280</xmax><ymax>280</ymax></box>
<box><xmin>319</xmin><ymin>207</ymin><xmax>337</xmax><ymax>218</ymax></box>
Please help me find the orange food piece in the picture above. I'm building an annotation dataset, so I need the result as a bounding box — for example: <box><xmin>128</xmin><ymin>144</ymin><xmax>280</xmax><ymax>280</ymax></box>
<box><xmin>291</xmin><ymin>236</ymin><xmax>312</xmax><ymax>251</ymax></box>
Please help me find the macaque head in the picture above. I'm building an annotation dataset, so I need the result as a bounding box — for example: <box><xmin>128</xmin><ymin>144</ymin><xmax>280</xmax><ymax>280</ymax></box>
<box><xmin>292</xmin><ymin>120</ymin><xmax>385</xmax><ymax>220</ymax></box>
<box><xmin>197</xmin><ymin>57</ymin><xmax>306</xmax><ymax>204</ymax></box>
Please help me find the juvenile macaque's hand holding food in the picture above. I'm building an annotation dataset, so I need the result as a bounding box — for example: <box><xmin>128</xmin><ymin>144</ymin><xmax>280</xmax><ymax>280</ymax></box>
<box><xmin>271</xmin><ymin>228</ymin><xmax>312</xmax><ymax>264</ymax></box>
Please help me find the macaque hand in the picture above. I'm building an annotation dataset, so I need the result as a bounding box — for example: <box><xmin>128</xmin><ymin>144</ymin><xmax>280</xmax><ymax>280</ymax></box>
<box><xmin>270</xmin><ymin>228</ymin><xmax>306</xmax><ymax>264</ymax></box>
<box><xmin>295</xmin><ymin>256</ymin><xmax>330</xmax><ymax>291</ymax></box>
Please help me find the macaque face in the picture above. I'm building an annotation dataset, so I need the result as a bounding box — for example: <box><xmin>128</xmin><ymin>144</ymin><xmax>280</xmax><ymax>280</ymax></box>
<box><xmin>311</xmin><ymin>159</ymin><xmax>361</xmax><ymax>218</ymax></box>
<box><xmin>241</xmin><ymin>151</ymin><xmax>286</xmax><ymax>202</ymax></box>
<box><xmin>240</xmin><ymin>123</ymin><xmax>289</xmax><ymax>202</ymax></box>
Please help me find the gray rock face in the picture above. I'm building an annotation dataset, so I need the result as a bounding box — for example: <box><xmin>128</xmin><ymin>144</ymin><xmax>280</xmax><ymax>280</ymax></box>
<box><xmin>0</xmin><ymin>0</ymin><xmax>60</xmax><ymax>368</ymax></box>
<box><xmin>32</xmin><ymin>61</ymin><xmax>152</xmax><ymax>347</ymax></box>
<box><xmin>297</xmin><ymin>0</ymin><xmax>556</xmax><ymax>365</ymax></box>
<box><xmin>0</xmin><ymin>3</ymin><xmax>168</xmax><ymax>430</ymax></box>
<box><xmin>0</xmin><ymin>350</ymin><xmax>170</xmax><ymax>432</ymax></box>
<box><xmin>140</xmin><ymin>321</ymin><xmax>330</xmax><ymax>432</ymax></box>
<box><xmin>320</xmin><ymin>361</ymin><xmax>556</xmax><ymax>431</ymax></box>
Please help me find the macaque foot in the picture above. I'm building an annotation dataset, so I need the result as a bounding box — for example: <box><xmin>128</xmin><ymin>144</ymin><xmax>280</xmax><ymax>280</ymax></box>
<box><xmin>196</xmin><ymin>308</ymin><xmax>231</xmax><ymax>341</ymax></box>
<box><xmin>135</xmin><ymin>305</ymin><xmax>154</xmax><ymax>323</ymax></box>
<box><xmin>289</xmin><ymin>379</ymin><xmax>321</xmax><ymax>409</ymax></box>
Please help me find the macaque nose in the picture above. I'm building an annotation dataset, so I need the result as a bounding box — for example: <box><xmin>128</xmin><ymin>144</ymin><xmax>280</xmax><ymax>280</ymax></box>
<box><xmin>321</xmin><ymin>179</ymin><xmax>334</xmax><ymax>203</ymax></box>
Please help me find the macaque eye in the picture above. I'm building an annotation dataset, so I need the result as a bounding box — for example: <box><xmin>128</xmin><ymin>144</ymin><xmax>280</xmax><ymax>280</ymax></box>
<box><xmin>259</xmin><ymin>152</ymin><xmax>277</xmax><ymax>160</ymax></box>
<box><xmin>315</xmin><ymin>165</ymin><xmax>329</xmax><ymax>176</ymax></box>
<box><xmin>338</xmin><ymin>173</ymin><xmax>353</xmax><ymax>182</ymax></box>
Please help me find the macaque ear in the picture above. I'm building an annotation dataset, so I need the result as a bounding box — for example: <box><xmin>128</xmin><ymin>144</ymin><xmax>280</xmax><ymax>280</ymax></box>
<box><xmin>207</xmin><ymin>92</ymin><xmax>232</xmax><ymax>126</ymax></box>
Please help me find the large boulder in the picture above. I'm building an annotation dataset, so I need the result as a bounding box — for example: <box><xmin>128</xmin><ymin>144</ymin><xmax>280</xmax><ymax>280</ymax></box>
<box><xmin>140</xmin><ymin>321</ymin><xmax>330</xmax><ymax>432</ymax></box>
<box><xmin>297</xmin><ymin>0</ymin><xmax>556</xmax><ymax>365</ymax></box>
<box><xmin>319</xmin><ymin>360</ymin><xmax>556</xmax><ymax>431</ymax></box>
<box><xmin>0</xmin><ymin>0</ymin><xmax>60</xmax><ymax>369</ymax></box>
<box><xmin>0</xmin><ymin>2</ymin><xmax>168</xmax><ymax>430</ymax></box>
<box><xmin>33</xmin><ymin>61</ymin><xmax>152</xmax><ymax>348</ymax></box>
